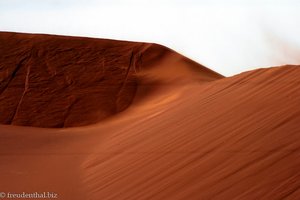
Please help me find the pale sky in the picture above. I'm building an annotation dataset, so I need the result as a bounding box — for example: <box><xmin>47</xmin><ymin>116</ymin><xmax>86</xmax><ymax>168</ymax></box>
<box><xmin>1</xmin><ymin>0</ymin><xmax>300</xmax><ymax>76</ymax></box>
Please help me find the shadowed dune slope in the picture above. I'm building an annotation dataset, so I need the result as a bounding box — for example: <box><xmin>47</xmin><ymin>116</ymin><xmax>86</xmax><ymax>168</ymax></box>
<box><xmin>0</xmin><ymin>32</ymin><xmax>222</xmax><ymax>127</ymax></box>
<box><xmin>0</xmin><ymin>32</ymin><xmax>300</xmax><ymax>200</ymax></box>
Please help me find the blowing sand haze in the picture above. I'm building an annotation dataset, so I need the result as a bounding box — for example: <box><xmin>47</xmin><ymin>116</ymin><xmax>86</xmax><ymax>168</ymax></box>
<box><xmin>0</xmin><ymin>32</ymin><xmax>299</xmax><ymax>199</ymax></box>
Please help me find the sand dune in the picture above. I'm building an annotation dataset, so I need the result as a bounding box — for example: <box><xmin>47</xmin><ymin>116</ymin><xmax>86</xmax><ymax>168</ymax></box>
<box><xmin>0</xmin><ymin>32</ymin><xmax>299</xmax><ymax>199</ymax></box>
<box><xmin>0</xmin><ymin>32</ymin><xmax>221</xmax><ymax>128</ymax></box>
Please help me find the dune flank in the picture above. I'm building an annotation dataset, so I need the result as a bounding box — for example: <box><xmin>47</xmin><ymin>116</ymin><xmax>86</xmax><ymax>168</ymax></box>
<box><xmin>0</xmin><ymin>32</ymin><xmax>300</xmax><ymax>200</ymax></box>
<box><xmin>0</xmin><ymin>32</ymin><xmax>221</xmax><ymax>128</ymax></box>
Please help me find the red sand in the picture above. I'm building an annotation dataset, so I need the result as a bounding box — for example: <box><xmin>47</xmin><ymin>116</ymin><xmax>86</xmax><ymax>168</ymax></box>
<box><xmin>0</xmin><ymin>32</ymin><xmax>300</xmax><ymax>199</ymax></box>
<box><xmin>0</xmin><ymin>32</ymin><xmax>221</xmax><ymax>127</ymax></box>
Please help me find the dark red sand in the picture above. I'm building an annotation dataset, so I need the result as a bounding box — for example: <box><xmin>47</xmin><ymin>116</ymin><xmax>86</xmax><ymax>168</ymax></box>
<box><xmin>0</xmin><ymin>32</ymin><xmax>221</xmax><ymax>127</ymax></box>
<box><xmin>0</xmin><ymin>32</ymin><xmax>299</xmax><ymax>200</ymax></box>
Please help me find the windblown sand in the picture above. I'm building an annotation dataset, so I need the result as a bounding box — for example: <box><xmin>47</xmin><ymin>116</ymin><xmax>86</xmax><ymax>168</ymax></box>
<box><xmin>0</xmin><ymin>32</ymin><xmax>299</xmax><ymax>199</ymax></box>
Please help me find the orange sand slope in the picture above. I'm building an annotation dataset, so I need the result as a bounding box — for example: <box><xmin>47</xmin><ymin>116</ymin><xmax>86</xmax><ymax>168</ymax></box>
<box><xmin>0</xmin><ymin>32</ymin><xmax>221</xmax><ymax>127</ymax></box>
<box><xmin>0</xmin><ymin>32</ymin><xmax>300</xmax><ymax>200</ymax></box>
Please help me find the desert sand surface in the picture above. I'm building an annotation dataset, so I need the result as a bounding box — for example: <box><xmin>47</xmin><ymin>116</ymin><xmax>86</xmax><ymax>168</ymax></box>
<box><xmin>0</xmin><ymin>32</ymin><xmax>299</xmax><ymax>200</ymax></box>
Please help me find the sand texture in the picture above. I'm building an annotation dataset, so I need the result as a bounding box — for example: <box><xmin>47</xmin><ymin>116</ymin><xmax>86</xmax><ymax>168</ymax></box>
<box><xmin>0</xmin><ymin>32</ymin><xmax>299</xmax><ymax>200</ymax></box>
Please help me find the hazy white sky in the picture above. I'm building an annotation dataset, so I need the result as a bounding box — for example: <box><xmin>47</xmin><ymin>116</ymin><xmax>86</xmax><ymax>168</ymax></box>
<box><xmin>1</xmin><ymin>0</ymin><xmax>300</xmax><ymax>76</ymax></box>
